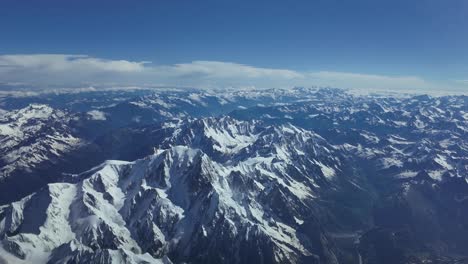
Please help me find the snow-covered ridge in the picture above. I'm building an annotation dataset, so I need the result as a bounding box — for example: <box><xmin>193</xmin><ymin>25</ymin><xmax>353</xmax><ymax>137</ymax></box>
<box><xmin>0</xmin><ymin>89</ymin><xmax>466</xmax><ymax>263</ymax></box>
<box><xmin>0</xmin><ymin>104</ymin><xmax>82</xmax><ymax>178</ymax></box>
<box><xmin>231</xmin><ymin>93</ymin><xmax>467</xmax><ymax>182</ymax></box>
<box><xmin>0</xmin><ymin>119</ymin><xmax>345</xmax><ymax>264</ymax></box>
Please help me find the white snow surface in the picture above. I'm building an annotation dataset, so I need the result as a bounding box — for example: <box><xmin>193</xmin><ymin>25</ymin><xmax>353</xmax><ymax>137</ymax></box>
<box><xmin>0</xmin><ymin>118</ymin><xmax>345</xmax><ymax>264</ymax></box>
<box><xmin>87</xmin><ymin>110</ymin><xmax>107</xmax><ymax>120</ymax></box>
<box><xmin>0</xmin><ymin>104</ymin><xmax>83</xmax><ymax>178</ymax></box>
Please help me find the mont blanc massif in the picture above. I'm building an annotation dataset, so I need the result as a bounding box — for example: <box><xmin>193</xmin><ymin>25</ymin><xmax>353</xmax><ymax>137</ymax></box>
<box><xmin>0</xmin><ymin>87</ymin><xmax>466</xmax><ymax>264</ymax></box>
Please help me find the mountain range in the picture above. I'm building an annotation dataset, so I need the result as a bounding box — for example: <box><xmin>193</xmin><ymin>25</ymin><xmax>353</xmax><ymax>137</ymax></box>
<box><xmin>0</xmin><ymin>88</ymin><xmax>466</xmax><ymax>264</ymax></box>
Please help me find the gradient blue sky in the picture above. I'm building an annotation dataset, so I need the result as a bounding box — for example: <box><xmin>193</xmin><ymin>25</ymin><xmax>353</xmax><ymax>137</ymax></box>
<box><xmin>0</xmin><ymin>0</ymin><xmax>467</xmax><ymax>93</ymax></box>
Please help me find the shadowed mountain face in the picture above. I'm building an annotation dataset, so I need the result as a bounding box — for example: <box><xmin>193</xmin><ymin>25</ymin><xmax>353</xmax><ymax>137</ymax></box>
<box><xmin>0</xmin><ymin>88</ymin><xmax>466</xmax><ymax>263</ymax></box>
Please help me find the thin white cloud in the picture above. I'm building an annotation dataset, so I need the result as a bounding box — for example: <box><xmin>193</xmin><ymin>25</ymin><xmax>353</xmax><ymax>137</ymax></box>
<box><xmin>307</xmin><ymin>71</ymin><xmax>432</xmax><ymax>91</ymax></box>
<box><xmin>0</xmin><ymin>54</ymin><xmax>465</xmax><ymax>94</ymax></box>
<box><xmin>169</xmin><ymin>61</ymin><xmax>303</xmax><ymax>79</ymax></box>
<box><xmin>0</xmin><ymin>54</ymin><xmax>149</xmax><ymax>88</ymax></box>
<box><xmin>0</xmin><ymin>54</ymin><xmax>147</xmax><ymax>72</ymax></box>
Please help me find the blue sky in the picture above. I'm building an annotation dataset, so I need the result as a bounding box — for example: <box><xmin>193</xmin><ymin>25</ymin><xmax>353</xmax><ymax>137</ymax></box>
<box><xmin>0</xmin><ymin>0</ymin><xmax>467</xmax><ymax>93</ymax></box>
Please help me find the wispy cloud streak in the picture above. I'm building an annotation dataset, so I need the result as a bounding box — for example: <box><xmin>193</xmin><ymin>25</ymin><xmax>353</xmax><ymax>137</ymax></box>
<box><xmin>0</xmin><ymin>54</ymin><xmax>466</xmax><ymax>94</ymax></box>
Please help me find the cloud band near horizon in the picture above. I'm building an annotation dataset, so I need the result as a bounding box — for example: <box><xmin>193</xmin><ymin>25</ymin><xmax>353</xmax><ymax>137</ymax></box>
<box><xmin>0</xmin><ymin>54</ymin><xmax>466</xmax><ymax>94</ymax></box>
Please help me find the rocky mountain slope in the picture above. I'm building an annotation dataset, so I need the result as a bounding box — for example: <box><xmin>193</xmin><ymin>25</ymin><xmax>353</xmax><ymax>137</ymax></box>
<box><xmin>0</xmin><ymin>119</ymin><xmax>365</xmax><ymax>263</ymax></box>
<box><xmin>0</xmin><ymin>88</ymin><xmax>466</xmax><ymax>263</ymax></box>
<box><xmin>0</xmin><ymin>104</ymin><xmax>82</xmax><ymax>177</ymax></box>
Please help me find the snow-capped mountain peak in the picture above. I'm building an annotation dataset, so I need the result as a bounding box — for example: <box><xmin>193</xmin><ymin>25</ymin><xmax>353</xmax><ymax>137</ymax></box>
<box><xmin>0</xmin><ymin>119</ymin><xmax>346</xmax><ymax>263</ymax></box>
